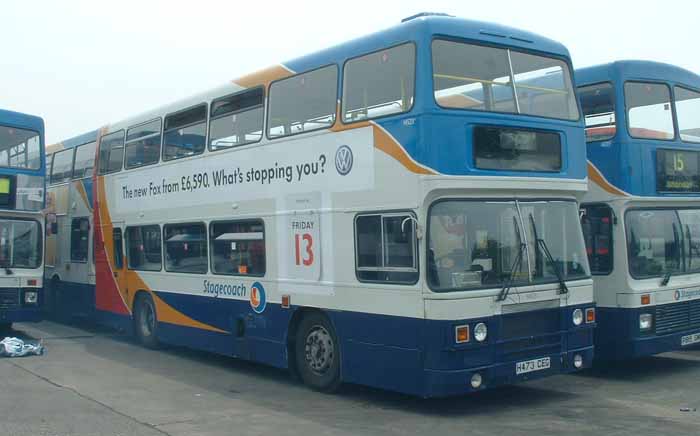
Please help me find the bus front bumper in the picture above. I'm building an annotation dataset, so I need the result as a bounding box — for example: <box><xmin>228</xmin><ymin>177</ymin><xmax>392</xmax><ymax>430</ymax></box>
<box><xmin>422</xmin><ymin>346</ymin><xmax>594</xmax><ymax>397</ymax></box>
<box><xmin>596</xmin><ymin>306</ymin><xmax>700</xmax><ymax>360</ymax></box>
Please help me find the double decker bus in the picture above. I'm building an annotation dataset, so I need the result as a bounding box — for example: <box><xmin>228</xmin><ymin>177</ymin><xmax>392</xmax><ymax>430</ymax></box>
<box><xmin>44</xmin><ymin>131</ymin><xmax>98</xmax><ymax>319</ymax></box>
<box><xmin>578</xmin><ymin>61</ymin><xmax>700</xmax><ymax>359</ymax></box>
<box><xmin>55</xmin><ymin>14</ymin><xmax>594</xmax><ymax>397</ymax></box>
<box><xmin>0</xmin><ymin>109</ymin><xmax>46</xmax><ymax>330</ymax></box>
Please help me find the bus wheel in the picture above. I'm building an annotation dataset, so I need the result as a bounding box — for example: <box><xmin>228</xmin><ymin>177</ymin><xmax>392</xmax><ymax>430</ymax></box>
<box><xmin>295</xmin><ymin>312</ymin><xmax>341</xmax><ymax>392</ymax></box>
<box><xmin>134</xmin><ymin>294</ymin><xmax>159</xmax><ymax>349</ymax></box>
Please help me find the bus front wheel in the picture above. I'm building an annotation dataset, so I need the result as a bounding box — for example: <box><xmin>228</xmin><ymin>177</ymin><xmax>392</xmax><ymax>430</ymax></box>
<box><xmin>134</xmin><ymin>294</ymin><xmax>160</xmax><ymax>349</ymax></box>
<box><xmin>295</xmin><ymin>312</ymin><xmax>341</xmax><ymax>393</ymax></box>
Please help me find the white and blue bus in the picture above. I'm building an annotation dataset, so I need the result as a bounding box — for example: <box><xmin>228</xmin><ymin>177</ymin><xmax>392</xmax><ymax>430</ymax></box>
<box><xmin>0</xmin><ymin>109</ymin><xmax>46</xmax><ymax>330</ymax></box>
<box><xmin>578</xmin><ymin>60</ymin><xmax>700</xmax><ymax>359</ymax></box>
<box><xmin>52</xmin><ymin>13</ymin><xmax>594</xmax><ymax>397</ymax></box>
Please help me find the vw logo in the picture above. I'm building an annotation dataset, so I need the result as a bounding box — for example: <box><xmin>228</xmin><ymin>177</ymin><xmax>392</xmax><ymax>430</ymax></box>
<box><xmin>335</xmin><ymin>145</ymin><xmax>353</xmax><ymax>176</ymax></box>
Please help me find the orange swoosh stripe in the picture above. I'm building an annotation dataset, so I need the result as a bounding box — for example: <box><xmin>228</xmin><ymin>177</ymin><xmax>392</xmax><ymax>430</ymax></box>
<box><xmin>587</xmin><ymin>161</ymin><xmax>628</xmax><ymax>196</ymax></box>
<box><xmin>232</xmin><ymin>64</ymin><xmax>294</xmax><ymax>89</ymax></box>
<box><xmin>152</xmin><ymin>293</ymin><xmax>228</xmax><ymax>333</ymax></box>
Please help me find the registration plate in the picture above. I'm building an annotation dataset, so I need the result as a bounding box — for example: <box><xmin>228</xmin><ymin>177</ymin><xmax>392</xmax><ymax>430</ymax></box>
<box><xmin>516</xmin><ymin>357</ymin><xmax>551</xmax><ymax>375</ymax></box>
<box><xmin>681</xmin><ymin>332</ymin><xmax>700</xmax><ymax>346</ymax></box>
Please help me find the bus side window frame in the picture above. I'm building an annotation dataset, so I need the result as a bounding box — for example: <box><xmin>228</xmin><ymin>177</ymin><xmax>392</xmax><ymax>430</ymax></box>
<box><xmin>125</xmin><ymin>118</ymin><xmax>162</xmax><ymax>169</ymax></box>
<box><xmin>125</xmin><ymin>224</ymin><xmax>163</xmax><ymax>272</ymax></box>
<box><xmin>162</xmin><ymin>104</ymin><xmax>208</xmax><ymax>162</ymax></box>
<box><xmin>163</xmin><ymin>221</ymin><xmax>209</xmax><ymax>275</ymax></box>
<box><xmin>354</xmin><ymin>211</ymin><xmax>419</xmax><ymax>285</ymax></box>
<box><xmin>580</xmin><ymin>203</ymin><xmax>614</xmax><ymax>275</ymax></box>
<box><xmin>209</xmin><ymin>218</ymin><xmax>266</xmax><ymax>277</ymax></box>
<box><xmin>98</xmin><ymin>130</ymin><xmax>126</xmax><ymax>175</ymax></box>
<box><xmin>208</xmin><ymin>87</ymin><xmax>265</xmax><ymax>152</ymax></box>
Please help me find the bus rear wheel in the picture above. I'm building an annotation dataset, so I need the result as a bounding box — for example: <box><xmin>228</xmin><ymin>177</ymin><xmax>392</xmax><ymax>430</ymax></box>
<box><xmin>134</xmin><ymin>294</ymin><xmax>159</xmax><ymax>349</ymax></box>
<box><xmin>295</xmin><ymin>313</ymin><xmax>341</xmax><ymax>393</ymax></box>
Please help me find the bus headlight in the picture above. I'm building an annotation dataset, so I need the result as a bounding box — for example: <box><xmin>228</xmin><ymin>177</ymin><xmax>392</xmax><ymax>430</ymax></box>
<box><xmin>474</xmin><ymin>322</ymin><xmax>488</xmax><ymax>342</ymax></box>
<box><xmin>639</xmin><ymin>313</ymin><xmax>653</xmax><ymax>331</ymax></box>
<box><xmin>24</xmin><ymin>291</ymin><xmax>38</xmax><ymax>304</ymax></box>
<box><xmin>572</xmin><ymin>309</ymin><xmax>583</xmax><ymax>326</ymax></box>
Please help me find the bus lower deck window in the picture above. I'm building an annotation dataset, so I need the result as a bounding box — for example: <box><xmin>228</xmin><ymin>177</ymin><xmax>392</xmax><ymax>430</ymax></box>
<box><xmin>210</xmin><ymin>220</ymin><xmax>265</xmax><ymax>276</ymax></box>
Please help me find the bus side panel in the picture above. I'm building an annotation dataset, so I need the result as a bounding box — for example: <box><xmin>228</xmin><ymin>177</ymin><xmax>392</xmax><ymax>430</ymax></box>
<box><xmin>331</xmin><ymin>311</ymin><xmax>425</xmax><ymax>396</ymax></box>
<box><xmin>151</xmin><ymin>290</ymin><xmax>291</xmax><ymax>369</ymax></box>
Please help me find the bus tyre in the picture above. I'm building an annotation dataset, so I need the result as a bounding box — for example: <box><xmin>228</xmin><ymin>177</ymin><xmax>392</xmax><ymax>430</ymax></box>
<box><xmin>134</xmin><ymin>294</ymin><xmax>159</xmax><ymax>349</ymax></box>
<box><xmin>295</xmin><ymin>313</ymin><xmax>341</xmax><ymax>393</ymax></box>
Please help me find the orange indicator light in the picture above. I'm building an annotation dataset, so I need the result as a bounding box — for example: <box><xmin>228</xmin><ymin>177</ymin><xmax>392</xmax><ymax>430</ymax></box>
<box><xmin>586</xmin><ymin>308</ymin><xmax>596</xmax><ymax>323</ymax></box>
<box><xmin>641</xmin><ymin>294</ymin><xmax>651</xmax><ymax>305</ymax></box>
<box><xmin>455</xmin><ymin>325</ymin><xmax>469</xmax><ymax>344</ymax></box>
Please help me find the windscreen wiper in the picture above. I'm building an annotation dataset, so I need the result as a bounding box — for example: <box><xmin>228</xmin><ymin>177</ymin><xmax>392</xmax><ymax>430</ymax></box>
<box><xmin>662</xmin><ymin>222</ymin><xmax>682</xmax><ymax>286</ymax></box>
<box><xmin>661</xmin><ymin>270</ymin><xmax>673</xmax><ymax>287</ymax></box>
<box><xmin>529</xmin><ymin>214</ymin><xmax>568</xmax><ymax>295</ymax></box>
<box><xmin>497</xmin><ymin>217</ymin><xmax>526</xmax><ymax>302</ymax></box>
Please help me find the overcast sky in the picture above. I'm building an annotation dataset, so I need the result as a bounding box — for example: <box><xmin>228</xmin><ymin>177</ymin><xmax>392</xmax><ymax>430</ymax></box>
<box><xmin>2</xmin><ymin>0</ymin><xmax>698</xmax><ymax>144</ymax></box>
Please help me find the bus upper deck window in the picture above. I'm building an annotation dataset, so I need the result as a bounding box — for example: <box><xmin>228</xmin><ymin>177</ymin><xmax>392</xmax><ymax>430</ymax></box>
<box><xmin>125</xmin><ymin>118</ymin><xmax>162</xmax><ymax>169</ymax></box>
<box><xmin>209</xmin><ymin>88</ymin><xmax>264</xmax><ymax>151</ymax></box>
<box><xmin>675</xmin><ymin>86</ymin><xmax>700</xmax><ymax>144</ymax></box>
<box><xmin>163</xmin><ymin>105</ymin><xmax>207</xmax><ymax>161</ymax></box>
<box><xmin>625</xmin><ymin>82</ymin><xmax>675</xmax><ymax>140</ymax></box>
<box><xmin>432</xmin><ymin>39</ymin><xmax>578</xmax><ymax>121</ymax></box>
<box><xmin>342</xmin><ymin>43</ymin><xmax>415</xmax><ymax>122</ymax></box>
<box><xmin>579</xmin><ymin>83</ymin><xmax>616</xmax><ymax>142</ymax></box>
<box><xmin>267</xmin><ymin>65</ymin><xmax>338</xmax><ymax>139</ymax></box>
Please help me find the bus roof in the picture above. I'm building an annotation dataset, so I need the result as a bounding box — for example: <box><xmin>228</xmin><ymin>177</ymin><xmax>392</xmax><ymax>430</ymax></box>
<box><xmin>53</xmin><ymin>14</ymin><xmax>573</xmax><ymax>148</ymax></box>
<box><xmin>0</xmin><ymin>108</ymin><xmax>44</xmax><ymax>135</ymax></box>
<box><xmin>282</xmin><ymin>15</ymin><xmax>572</xmax><ymax>74</ymax></box>
<box><xmin>576</xmin><ymin>60</ymin><xmax>700</xmax><ymax>90</ymax></box>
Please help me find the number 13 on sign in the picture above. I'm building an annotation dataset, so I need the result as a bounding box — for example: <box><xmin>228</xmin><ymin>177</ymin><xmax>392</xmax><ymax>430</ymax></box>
<box><xmin>295</xmin><ymin>233</ymin><xmax>314</xmax><ymax>266</ymax></box>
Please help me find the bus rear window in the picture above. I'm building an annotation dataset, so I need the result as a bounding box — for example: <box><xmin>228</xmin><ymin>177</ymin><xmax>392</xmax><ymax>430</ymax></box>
<box><xmin>625</xmin><ymin>82</ymin><xmax>675</xmax><ymax>140</ymax></box>
<box><xmin>579</xmin><ymin>83</ymin><xmax>616</xmax><ymax>142</ymax></box>
<box><xmin>342</xmin><ymin>43</ymin><xmax>415</xmax><ymax>122</ymax></box>
<box><xmin>432</xmin><ymin>40</ymin><xmax>579</xmax><ymax>121</ymax></box>
<box><xmin>473</xmin><ymin>126</ymin><xmax>561</xmax><ymax>172</ymax></box>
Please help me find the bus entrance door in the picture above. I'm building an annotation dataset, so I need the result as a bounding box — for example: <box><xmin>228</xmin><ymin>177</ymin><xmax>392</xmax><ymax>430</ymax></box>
<box><xmin>110</xmin><ymin>226</ymin><xmax>127</xmax><ymax>295</ymax></box>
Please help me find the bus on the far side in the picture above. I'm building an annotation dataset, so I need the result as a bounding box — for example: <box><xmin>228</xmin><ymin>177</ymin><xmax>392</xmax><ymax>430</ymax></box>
<box><xmin>0</xmin><ymin>109</ymin><xmax>46</xmax><ymax>331</ymax></box>
<box><xmin>578</xmin><ymin>61</ymin><xmax>700</xmax><ymax>359</ymax></box>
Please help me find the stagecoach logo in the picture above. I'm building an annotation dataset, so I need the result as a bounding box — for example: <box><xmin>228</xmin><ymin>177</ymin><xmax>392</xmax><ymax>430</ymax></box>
<box><xmin>250</xmin><ymin>281</ymin><xmax>267</xmax><ymax>314</ymax></box>
<box><xmin>675</xmin><ymin>289</ymin><xmax>700</xmax><ymax>301</ymax></box>
<box><xmin>335</xmin><ymin>145</ymin><xmax>353</xmax><ymax>176</ymax></box>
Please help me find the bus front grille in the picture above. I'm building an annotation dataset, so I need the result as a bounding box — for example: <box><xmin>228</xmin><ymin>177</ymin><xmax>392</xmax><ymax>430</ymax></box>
<box><xmin>655</xmin><ymin>300</ymin><xmax>700</xmax><ymax>335</ymax></box>
<box><xmin>501</xmin><ymin>308</ymin><xmax>560</xmax><ymax>340</ymax></box>
<box><xmin>0</xmin><ymin>288</ymin><xmax>20</xmax><ymax>310</ymax></box>
<box><xmin>499</xmin><ymin>308</ymin><xmax>562</xmax><ymax>361</ymax></box>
